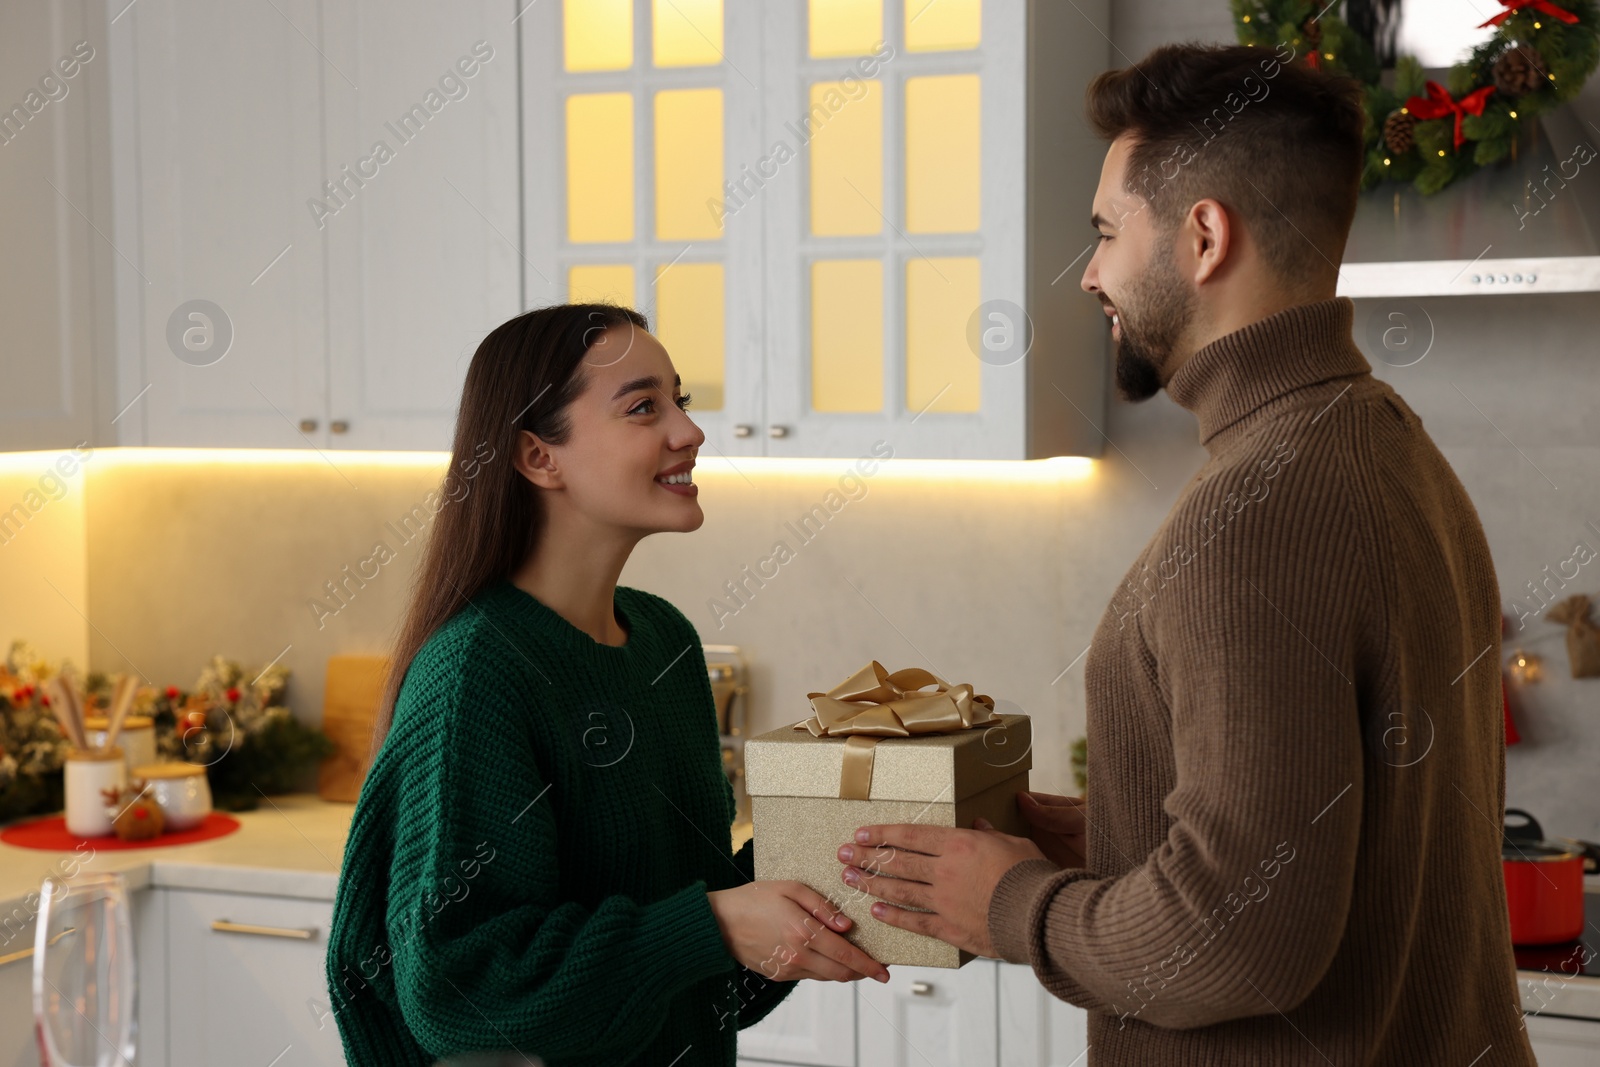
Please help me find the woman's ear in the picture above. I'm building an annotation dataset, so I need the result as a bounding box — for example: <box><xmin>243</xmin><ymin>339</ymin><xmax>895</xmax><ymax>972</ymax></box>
<box><xmin>513</xmin><ymin>429</ymin><xmax>563</xmax><ymax>489</ymax></box>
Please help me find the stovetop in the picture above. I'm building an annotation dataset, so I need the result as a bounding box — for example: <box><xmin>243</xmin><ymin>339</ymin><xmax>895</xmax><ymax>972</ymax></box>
<box><xmin>1514</xmin><ymin>891</ymin><xmax>1600</xmax><ymax>978</ymax></box>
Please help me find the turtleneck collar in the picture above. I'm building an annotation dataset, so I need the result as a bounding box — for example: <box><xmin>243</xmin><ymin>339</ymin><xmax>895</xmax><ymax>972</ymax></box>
<box><xmin>1164</xmin><ymin>296</ymin><xmax>1372</xmax><ymax>450</ymax></box>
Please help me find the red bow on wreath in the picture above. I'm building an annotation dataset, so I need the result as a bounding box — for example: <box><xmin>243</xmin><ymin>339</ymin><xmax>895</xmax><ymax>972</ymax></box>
<box><xmin>1404</xmin><ymin>81</ymin><xmax>1496</xmax><ymax>150</ymax></box>
<box><xmin>1477</xmin><ymin>0</ymin><xmax>1580</xmax><ymax>30</ymax></box>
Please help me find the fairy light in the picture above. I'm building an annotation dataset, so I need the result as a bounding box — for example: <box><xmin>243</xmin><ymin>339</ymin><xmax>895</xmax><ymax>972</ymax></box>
<box><xmin>1510</xmin><ymin>110</ymin><xmax>1518</xmax><ymax>118</ymax></box>
<box><xmin>1509</xmin><ymin>649</ymin><xmax>1544</xmax><ymax>685</ymax></box>
<box><xmin>1438</xmin><ymin>149</ymin><xmax>1446</xmax><ymax>156</ymax></box>
<box><xmin>1383</xmin><ymin>157</ymin><xmax>1392</xmax><ymax>165</ymax></box>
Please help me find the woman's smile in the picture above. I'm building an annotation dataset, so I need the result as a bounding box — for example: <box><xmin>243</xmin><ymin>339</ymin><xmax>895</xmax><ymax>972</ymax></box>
<box><xmin>655</xmin><ymin>461</ymin><xmax>697</xmax><ymax>496</ymax></box>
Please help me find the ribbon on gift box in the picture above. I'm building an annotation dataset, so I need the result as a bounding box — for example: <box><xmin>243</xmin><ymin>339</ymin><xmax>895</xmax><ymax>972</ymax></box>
<box><xmin>794</xmin><ymin>661</ymin><xmax>1001</xmax><ymax>800</ymax></box>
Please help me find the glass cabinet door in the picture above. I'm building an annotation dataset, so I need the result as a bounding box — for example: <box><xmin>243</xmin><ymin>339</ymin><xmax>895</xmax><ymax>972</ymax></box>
<box><xmin>762</xmin><ymin>0</ymin><xmax>1028</xmax><ymax>459</ymax></box>
<box><xmin>521</xmin><ymin>0</ymin><xmax>766</xmax><ymax>456</ymax></box>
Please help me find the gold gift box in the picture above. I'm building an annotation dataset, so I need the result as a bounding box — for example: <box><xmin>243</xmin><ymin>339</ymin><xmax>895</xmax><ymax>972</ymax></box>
<box><xmin>746</xmin><ymin>712</ymin><xmax>1031</xmax><ymax>968</ymax></box>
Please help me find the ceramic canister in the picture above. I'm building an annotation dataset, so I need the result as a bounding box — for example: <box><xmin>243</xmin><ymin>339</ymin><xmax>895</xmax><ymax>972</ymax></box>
<box><xmin>84</xmin><ymin>715</ymin><xmax>157</xmax><ymax>774</ymax></box>
<box><xmin>65</xmin><ymin>747</ymin><xmax>127</xmax><ymax>837</ymax></box>
<box><xmin>132</xmin><ymin>762</ymin><xmax>212</xmax><ymax>831</ymax></box>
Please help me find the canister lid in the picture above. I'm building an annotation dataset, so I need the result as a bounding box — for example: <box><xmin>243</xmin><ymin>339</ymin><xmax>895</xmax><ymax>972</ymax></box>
<box><xmin>83</xmin><ymin>715</ymin><xmax>154</xmax><ymax>730</ymax></box>
<box><xmin>132</xmin><ymin>762</ymin><xmax>206</xmax><ymax>779</ymax></box>
<box><xmin>67</xmin><ymin>745</ymin><xmax>124</xmax><ymax>762</ymax></box>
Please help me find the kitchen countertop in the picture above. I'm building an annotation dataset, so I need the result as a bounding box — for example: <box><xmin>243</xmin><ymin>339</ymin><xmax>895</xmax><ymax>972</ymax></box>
<box><xmin>3</xmin><ymin>798</ymin><xmax>1592</xmax><ymax>1018</ymax></box>
<box><xmin>0</xmin><ymin>793</ymin><xmax>352</xmax><ymax>916</ymax></box>
<box><xmin>0</xmin><ymin>796</ymin><xmax>753</xmax><ymax>917</ymax></box>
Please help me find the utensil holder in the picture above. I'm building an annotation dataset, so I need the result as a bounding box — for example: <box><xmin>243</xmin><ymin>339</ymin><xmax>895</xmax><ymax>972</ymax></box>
<box><xmin>63</xmin><ymin>748</ymin><xmax>126</xmax><ymax>838</ymax></box>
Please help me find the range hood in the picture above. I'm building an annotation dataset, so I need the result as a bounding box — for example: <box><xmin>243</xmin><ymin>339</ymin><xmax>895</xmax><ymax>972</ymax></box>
<box><xmin>1337</xmin><ymin>104</ymin><xmax>1600</xmax><ymax>297</ymax></box>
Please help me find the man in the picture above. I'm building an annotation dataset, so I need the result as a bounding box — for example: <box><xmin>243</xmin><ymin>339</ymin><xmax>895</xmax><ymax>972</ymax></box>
<box><xmin>834</xmin><ymin>43</ymin><xmax>1535</xmax><ymax>1064</ymax></box>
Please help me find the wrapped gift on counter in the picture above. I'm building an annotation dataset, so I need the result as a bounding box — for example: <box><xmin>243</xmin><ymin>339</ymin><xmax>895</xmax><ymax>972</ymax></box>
<box><xmin>746</xmin><ymin>661</ymin><xmax>1031</xmax><ymax>969</ymax></box>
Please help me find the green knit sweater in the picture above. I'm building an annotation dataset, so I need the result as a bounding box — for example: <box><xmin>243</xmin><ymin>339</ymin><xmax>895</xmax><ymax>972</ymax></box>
<box><xmin>325</xmin><ymin>579</ymin><xmax>797</xmax><ymax>1067</ymax></box>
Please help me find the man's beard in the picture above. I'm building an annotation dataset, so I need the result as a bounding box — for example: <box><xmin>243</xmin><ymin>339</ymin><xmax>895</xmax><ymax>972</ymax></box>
<box><xmin>1109</xmin><ymin>247</ymin><xmax>1195</xmax><ymax>403</ymax></box>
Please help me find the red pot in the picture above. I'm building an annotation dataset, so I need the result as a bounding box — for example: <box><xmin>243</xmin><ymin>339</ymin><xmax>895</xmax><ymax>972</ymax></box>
<box><xmin>1503</xmin><ymin>808</ymin><xmax>1600</xmax><ymax>946</ymax></box>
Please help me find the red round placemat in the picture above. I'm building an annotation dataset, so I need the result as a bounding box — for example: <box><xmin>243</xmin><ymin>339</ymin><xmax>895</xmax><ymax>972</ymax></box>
<box><xmin>1</xmin><ymin>812</ymin><xmax>241</xmax><ymax>851</ymax></box>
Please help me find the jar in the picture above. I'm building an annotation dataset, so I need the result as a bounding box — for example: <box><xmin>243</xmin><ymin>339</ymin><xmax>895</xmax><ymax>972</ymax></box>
<box><xmin>65</xmin><ymin>747</ymin><xmax>127</xmax><ymax>837</ymax></box>
<box><xmin>131</xmin><ymin>762</ymin><xmax>212</xmax><ymax>831</ymax></box>
<box><xmin>84</xmin><ymin>715</ymin><xmax>157</xmax><ymax>775</ymax></box>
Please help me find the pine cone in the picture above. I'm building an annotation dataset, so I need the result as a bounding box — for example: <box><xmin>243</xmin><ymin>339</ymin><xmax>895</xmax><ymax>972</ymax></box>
<box><xmin>1493</xmin><ymin>45</ymin><xmax>1546</xmax><ymax>96</ymax></box>
<box><xmin>1301</xmin><ymin>17</ymin><xmax>1323</xmax><ymax>51</ymax></box>
<box><xmin>1383</xmin><ymin>109</ymin><xmax>1416</xmax><ymax>155</ymax></box>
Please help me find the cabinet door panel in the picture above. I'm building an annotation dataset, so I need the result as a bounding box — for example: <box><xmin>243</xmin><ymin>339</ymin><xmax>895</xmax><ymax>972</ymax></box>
<box><xmin>1525</xmin><ymin>1013</ymin><xmax>1600</xmax><ymax>1065</ymax></box>
<box><xmin>130</xmin><ymin>0</ymin><xmax>328</xmax><ymax>448</ymax></box>
<box><xmin>739</xmin><ymin>978</ymin><xmax>856</xmax><ymax>1066</ymax></box>
<box><xmin>0</xmin><ymin>1</ymin><xmax>97</xmax><ymax>452</ymax></box>
<box><xmin>857</xmin><ymin>960</ymin><xmax>997</xmax><ymax>1067</ymax></box>
<box><xmin>759</xmin><ymin>2</ymin><xmax>1028</xmax><ymax>460</ymax></box>
<box><xmin>0</xmin><ymin>916</ymin><xmax>41</xmax><ymax>1067</ymax></box>
<box><xmin>322</xmin><ymin>1</ymin><xmax>521</xmax><ymax>450</ymax></box>
<box><xmin>165</xmin><ymin>889</ymin><xmax>343</xmax><ymax>1067</ymax></box>
<box><xmin>519</xmin><ymin>0</ymin><xmax>767</xmax><ymax>457</ymax></box>
<box><xmin>998</xmin><ymin>961</ymin><xmax>1089</xmax><ymax>1067</ymax></box>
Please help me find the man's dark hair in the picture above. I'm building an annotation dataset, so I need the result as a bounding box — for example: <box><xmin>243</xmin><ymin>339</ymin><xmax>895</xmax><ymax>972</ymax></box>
<box><xmin>1084</xmin><ymin>42</ymin><xmax>1367</xmax><ymax>290</ymax></box>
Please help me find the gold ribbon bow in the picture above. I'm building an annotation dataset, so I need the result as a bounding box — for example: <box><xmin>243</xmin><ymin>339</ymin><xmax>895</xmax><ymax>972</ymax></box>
<box><xmin>794</xmin><ymin>661</ymin><xmax>1000</xmax><ymax>800</ymax></box>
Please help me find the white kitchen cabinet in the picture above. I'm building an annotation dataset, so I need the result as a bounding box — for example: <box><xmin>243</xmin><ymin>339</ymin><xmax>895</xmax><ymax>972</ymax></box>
<box><xmin>518</xmin><ymin>0</ymin><xmax>770</xmax><ymax>459</ymax></box>
<box><xmin>521</xmin><ymin>0</ymin><xmax>1111</xmax><ymax>461</ymax></box>
<box><xmin>857</xmin><ymin>960</ymin><xmax>999</xmax><ymax>1067</ymax></box>
<box><xmin>998</xmin><ymin>961</ymin><xmax>1090</xmax><ymax>1066</ymax></box>
<box><xmin>118</xmin><ymin>0</ymin><xmax>329</xmax><ymax>449</ymax></box>
<box><xmin>160</xmin><ymin>888</ymin><xmax>344</xmax><ymax>1067</ymax></box>
<box><xmin>319</xmin><ymin>0</ymin><xmax>521</xmax><ymax>451</ymax></box>
<box><xmin>110</xmin><ymin>0</ymin><xmax>519</xmax><ymax>451</ymax></box>
<box><xmin>740</xmin><ymin>978</ymin><xmax>857</xmax><ymax>1065</ymax></box>
<box><xmin>0</xmin><ymin>2</ymin><xmax>104</xmax><ymax>454</ymax></box>
<box><xmin>0</xmin><ymin>918</ymin><xmax>41</xmax><ymax>1067</ymax></box>
<box><xmin>1526</xmin><ymin>1013</ymin><xmax>1600</xmax><ymax>1064</ymax></box>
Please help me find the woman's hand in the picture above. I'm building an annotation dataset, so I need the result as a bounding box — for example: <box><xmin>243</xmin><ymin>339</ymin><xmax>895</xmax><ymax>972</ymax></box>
<box><xmin>1017</xmin><ymin>791</ymin><xmax>1088</xmax><ymax>869</ymax></box>
<box><xmin>708</xmin><ymin>881</ymin><xmax>890</xmax><ymax>984</ymax></box>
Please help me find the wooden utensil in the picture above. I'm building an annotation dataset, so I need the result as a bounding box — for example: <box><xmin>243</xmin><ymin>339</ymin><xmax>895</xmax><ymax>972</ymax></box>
<box><xmin>316</xmin><ymin>655</ymin><xmax>388</xmax><ymax>802</ymax></box>
<box><xmin>103</xmin><ymin>675</ymin><xmax>139</xmax><ymax>752</ymax></box>
<box><xmin>45</xmin><ymin>677</ymin><xmax>88</xmax><ymax>751</ymax></box>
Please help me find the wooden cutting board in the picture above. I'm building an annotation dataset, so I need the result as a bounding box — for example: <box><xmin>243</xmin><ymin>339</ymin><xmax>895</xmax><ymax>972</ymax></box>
<box><xmin>317</xmin><ymin>654</ymin><xmax>388</xmax><ymax>802</ymax></box>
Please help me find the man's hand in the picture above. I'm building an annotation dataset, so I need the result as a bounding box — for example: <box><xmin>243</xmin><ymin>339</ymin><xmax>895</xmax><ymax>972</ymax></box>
<box><xmin>836</xmin><ymin>820</ymin><xmax>1053</xmax><ymax>958</ymax></box>
<box><xmin>1016</xmin><ymin>791</ymin><xmax>1088</xmax><ymax>869</ymax></box>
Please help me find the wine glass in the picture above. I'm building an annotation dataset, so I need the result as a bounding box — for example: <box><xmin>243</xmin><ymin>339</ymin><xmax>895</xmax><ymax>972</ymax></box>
<box><xmin>32</xmin><ymin>871</ymin><xmax>137</xmax><ymax>1067</ymax></box>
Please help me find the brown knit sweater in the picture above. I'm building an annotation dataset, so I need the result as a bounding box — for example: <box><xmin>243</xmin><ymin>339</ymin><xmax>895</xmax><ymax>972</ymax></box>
<box><xmin>987</xmin><ymin>298</ymin><xmax>1534</xmax><ymax>1065</ymax></box>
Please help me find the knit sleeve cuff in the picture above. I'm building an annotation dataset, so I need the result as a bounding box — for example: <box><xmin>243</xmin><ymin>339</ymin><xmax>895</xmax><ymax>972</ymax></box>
<box><xmin>987</xmin><ymin>858</ymin><xmax>1069</xmax><ymax>965</ymax></box>
<box><xmin>641</xmin><ymin>880</ymin><xmax>740</xmax><ymax>983</ymax></box>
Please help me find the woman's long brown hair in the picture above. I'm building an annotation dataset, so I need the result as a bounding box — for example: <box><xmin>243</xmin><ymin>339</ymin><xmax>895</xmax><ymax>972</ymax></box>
<box><xmin>372</xmin><ymin>303</ymin><xmax>650</xmax><ymax>750</ymax></box>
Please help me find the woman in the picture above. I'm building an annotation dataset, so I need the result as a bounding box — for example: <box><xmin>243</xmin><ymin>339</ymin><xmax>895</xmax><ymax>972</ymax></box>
<box><xmin>325</xmin><ymin>304</ymin><xmax>889</xmax><ymax>1067</ymax></box>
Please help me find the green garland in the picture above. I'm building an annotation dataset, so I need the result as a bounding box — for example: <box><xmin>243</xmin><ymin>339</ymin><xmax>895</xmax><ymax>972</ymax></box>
<box><xmin>1232</xmin><ymin>0</ymin><xmax>1599</xmax><ymax>194</ymax></box>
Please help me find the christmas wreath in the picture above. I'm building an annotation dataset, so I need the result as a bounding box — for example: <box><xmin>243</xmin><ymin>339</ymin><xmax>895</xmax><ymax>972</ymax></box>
<box><xmin>1232</xmin><ymin>0</ymin><xmax>1600</xmax><ymax>194</ymax></box>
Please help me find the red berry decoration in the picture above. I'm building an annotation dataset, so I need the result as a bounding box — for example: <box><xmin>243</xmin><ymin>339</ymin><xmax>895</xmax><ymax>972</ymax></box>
<box><xmin>225</xmin><ymin>687</ymin><xmax>241</xmax><ymax>703</ymax></box>
<box><xmin>164</xmin><ymin>685</ymin><xmax>180</xmax><ymax>700</ymax></box>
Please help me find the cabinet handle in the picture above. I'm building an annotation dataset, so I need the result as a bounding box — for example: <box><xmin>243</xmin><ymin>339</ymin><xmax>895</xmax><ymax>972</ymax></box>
<box><xmin>910</xmin><ymin>980</ymin><xmax>934</xmax><ymax>996</ymax></box>
<box><xmin>211</xmin><ymin>919</ymin><xmax>317</xmax><ymax>940</ymax></box>
<box><xmin>733</xmin><ymin>424</ymin><xmax>754</xmax><ymax>438</ymax></box>
<box><xmin>330</xmin><ymin>420</ymin><xmax>350</xmax><ymax>434</ymax></box>
<box><xmin>298</xmin><ymin>418</ymin><xmax>318</xmax><ymax>433</ymax></box>
<box><xmin>768</xmin><ymin>425</ymin><xmax>790</xmax><ymax>439</ymax></box>
<box><xmin>0</xmin><ymin>926</ymin><xmax>77</xmax><ymax>968</ymax></box>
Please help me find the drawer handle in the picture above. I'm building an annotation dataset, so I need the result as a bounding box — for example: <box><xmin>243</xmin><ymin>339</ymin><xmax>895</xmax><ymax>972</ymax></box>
<box><xmin>0</xmin><ymin>926</ymin><xmax>78</xmax><ymax>968</ymax></box>
<box><xmin>911</xmin><ymin>980</ymin><xmax>934</xmax><ymax>996</ymax></box>
<box><xmin>211</xmin><ymin>920</ymin><xmax>317</xmax><ymax>940</ymax></box>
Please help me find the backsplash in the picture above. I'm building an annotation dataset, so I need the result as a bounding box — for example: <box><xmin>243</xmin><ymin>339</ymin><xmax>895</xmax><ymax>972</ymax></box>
<box><xmin>2</xmin><ymin>294</ymin><xmax>1597</xmax><ymax>840</ymax></box>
